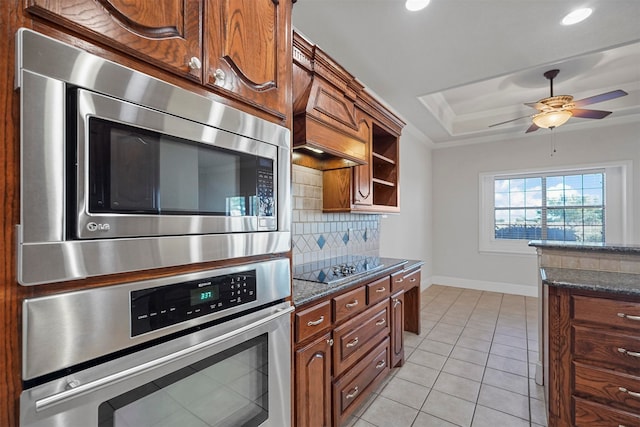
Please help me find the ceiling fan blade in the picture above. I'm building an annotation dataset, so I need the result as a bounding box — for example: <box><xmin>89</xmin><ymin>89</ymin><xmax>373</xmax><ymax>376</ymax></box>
<box><xmin>488</xmin><ymin>115</ymin><xmax>531</xmax><ymax>128</ymax></box>
<box><xmin>570</xmin><ymin>108</ymin><xmax>612</xmax><ymax>119</ymax></box>
<box><xmin>573</xmin><ymin>89</ymin><xmax>628</xmax><ymax>107</ymax></box>
<box><xmin>525</xmin><ymin>123</ymin><xmax>540</xmax><ymax>133</ymax></box>
<box><xmin>524</xmin><ymin>102</ymin><xmax>538</xmax><ymax>108</ymax></box>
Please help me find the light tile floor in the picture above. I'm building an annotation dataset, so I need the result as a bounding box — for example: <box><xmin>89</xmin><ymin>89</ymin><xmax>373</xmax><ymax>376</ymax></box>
<box><xmin>343</xmin><ymin>285</ymin><xmax>547</xmax><ymax>427</ymax></box>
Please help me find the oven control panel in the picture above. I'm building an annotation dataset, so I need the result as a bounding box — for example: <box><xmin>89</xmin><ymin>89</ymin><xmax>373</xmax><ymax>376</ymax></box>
<box><xmin>130</xmin><ymin>270</ymin><xmax>257</xmax><ymax>336</ymax></box>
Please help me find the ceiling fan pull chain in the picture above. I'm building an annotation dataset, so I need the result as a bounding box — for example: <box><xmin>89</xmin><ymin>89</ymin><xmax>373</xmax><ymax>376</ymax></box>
<box><xmin>550</xmin><ymin>129</ymin><xmax>557</xmax><ymax>157</ymax></box>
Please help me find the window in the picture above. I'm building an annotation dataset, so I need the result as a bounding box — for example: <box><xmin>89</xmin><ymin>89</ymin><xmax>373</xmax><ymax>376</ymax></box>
<box><xmin>479</xmin><ymin>162</ymin><xmax>631</xmax><ymax>254</ymax></box>
<box><xmin>494</xmin><ymin>172</ymin><xmax>604</xmax><ymax>242</ymax></box>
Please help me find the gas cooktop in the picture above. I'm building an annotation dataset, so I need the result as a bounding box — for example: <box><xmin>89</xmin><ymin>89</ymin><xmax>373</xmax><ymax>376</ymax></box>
<box><xmin>293</xmin><ymin>255</ymin><xmax>384</xmax><ymax>284</ymax></box>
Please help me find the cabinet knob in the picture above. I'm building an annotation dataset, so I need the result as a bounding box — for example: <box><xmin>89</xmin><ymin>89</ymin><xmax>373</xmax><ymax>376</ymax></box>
<box><xmin>214</xmin><ymin>68</ymin><xmax>226</xmax><ymax>85</ymax></box>
<box><xmin>188</xmin><ymin>57</ymin><xmax>202</xmax><ymax>71</ymax></box>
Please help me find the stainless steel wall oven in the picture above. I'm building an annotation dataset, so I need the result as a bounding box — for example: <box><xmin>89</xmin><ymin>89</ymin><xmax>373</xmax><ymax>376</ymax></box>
<box><xmin>15</xmin><ymin>29</ymin><xmax>291</xmax><ymax>285</ymax></box>
<box><xmin>20</xmin><ymin>259</ymin><xmax>292</xmax><ymax>427</ymax></box>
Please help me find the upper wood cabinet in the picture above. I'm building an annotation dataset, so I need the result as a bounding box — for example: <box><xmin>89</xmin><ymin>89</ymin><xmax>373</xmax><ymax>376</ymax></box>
<box><xmin>204</xmin><ymin>0</ymin><xmax>290</xmax><ymax>120</ymax></box>
<box><xmin>292</xmin><ymin>31</ymin><xmax>404</xmax><ymax>213</ymax></box>
<box><xmin>26</xmin><ymin>0</ymin><xmax>291</xmax><ymax>122</ymax></box>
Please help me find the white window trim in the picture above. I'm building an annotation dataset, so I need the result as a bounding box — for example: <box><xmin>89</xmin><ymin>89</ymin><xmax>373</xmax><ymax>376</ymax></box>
<box><xmin>479</xmin><ymin>161</ymin><xmax>633</xmax><ymax>255</ymax></box>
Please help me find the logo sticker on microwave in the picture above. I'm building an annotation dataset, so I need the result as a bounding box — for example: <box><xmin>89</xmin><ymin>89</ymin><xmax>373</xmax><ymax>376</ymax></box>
<box><xmin>87</xmin><ymin>222</ymin><xmax>111</xmax><ymax>232</ymax></box>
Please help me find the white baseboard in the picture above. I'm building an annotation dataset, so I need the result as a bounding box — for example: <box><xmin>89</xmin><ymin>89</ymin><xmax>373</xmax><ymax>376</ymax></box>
<box><xmin>427</xmin><ymin>275</ymin><xmax>538</xmax><ymax>297</ymax></box>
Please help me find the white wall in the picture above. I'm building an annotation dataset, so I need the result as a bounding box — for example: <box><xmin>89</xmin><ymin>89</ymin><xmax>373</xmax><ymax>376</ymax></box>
<box><xmin>431</xmin><ymin>120</ymin><xmax>640</xmax><ymax>296</ymax></box>
<box><xmin>380</xmin><ymin>125</ymin><xmax>433</xmax><ymax>284</ymax></box>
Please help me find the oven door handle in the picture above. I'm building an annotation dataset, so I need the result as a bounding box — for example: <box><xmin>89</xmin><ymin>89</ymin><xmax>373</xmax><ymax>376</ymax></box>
<box><xmin>35</xmin><ymin>305</ymin><xmax>294</xmax><ymax>412</ymax></box>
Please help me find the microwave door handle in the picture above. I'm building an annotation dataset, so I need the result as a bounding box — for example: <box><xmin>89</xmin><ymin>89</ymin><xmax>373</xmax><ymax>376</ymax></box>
<box><xmin>34</xmin><ymin>305</ymin><xmax>294</xmax><ymax>412</ymax></box>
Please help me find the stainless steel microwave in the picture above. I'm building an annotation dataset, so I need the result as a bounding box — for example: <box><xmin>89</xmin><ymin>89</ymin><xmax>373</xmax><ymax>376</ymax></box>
<box><xmin>15</xmin><ymin>29</ymin><xmax>291</xmax><ymax>285</ymax></box>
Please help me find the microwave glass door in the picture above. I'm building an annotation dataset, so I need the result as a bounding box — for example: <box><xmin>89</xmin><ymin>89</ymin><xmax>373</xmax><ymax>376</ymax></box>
<box><xmin>89</xmin><ymin>118</ymin><xmax>274</xmax><ymax>218</ymax></box>
<box><xmin>98</xmin><ymin>334</ymin><xmax>269</xmax><ymax>427</ymax></box>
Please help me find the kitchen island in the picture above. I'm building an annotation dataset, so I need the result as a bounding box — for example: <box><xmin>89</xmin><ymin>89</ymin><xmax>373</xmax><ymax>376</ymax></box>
<box><xmin>530</xmin><ymin>241</ymin><xmax>640</xmax><ymax>427</ymax></box>
<box><xmin>291</xmin><ymin>257</ymin><xmax>423</xmax><ymax>427</ymax></box>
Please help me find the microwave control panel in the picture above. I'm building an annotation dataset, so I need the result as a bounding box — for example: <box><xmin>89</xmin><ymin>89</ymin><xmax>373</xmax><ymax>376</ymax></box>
<box><xmin>130</xmin><ymin>270</ymin><xmax>257</xmax><ymax>336</ymax></box>
<box><xmin>256</xmin><ymin>157</ymin><xmax>274</xmax><ymax>221</ymax></box>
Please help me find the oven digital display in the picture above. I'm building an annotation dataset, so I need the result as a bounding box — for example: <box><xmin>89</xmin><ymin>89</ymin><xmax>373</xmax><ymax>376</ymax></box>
<box><xmin>130</xmin><ymin>269</ymin><xmax>258</xmax><ymax>336</ymax></box>
<box><xmin>190</xmin><ymin>285</ymin><xmax>220</xmax><ymax>306</ymax></box>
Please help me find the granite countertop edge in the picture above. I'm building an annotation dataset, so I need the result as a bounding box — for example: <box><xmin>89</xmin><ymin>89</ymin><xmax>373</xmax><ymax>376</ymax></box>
<box><xmin>293</xmin><ymin>258</ymin><xmax>423</xmax><ymax>307</ymax></box>
<box><xmin>540</xmin><ymin>267</ymin><xmax>640</xmax><ymax>297</ymax></box>
<box><xmin>529</xmin><ymin>240</ymin><xmax>640</xmax><ymax>254</ymax></box>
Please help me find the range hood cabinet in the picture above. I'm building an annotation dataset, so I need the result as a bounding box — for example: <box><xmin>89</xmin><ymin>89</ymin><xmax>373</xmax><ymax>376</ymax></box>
<box><xmin>292</xmin><ymin>32</ymin><xmax>369</xmax><ymax>171</ymax></box>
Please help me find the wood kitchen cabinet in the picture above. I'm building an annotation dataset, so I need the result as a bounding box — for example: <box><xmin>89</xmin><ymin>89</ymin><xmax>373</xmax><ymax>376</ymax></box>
<box><xmin>390</xmin><ymin>290</ymin><xmax>405</xmax><ymax>368</ymax></box>
<box><xmin>295</xmin><ymin>332</ymin><xmax>333</xmax><ymax>427</ymax></box>
<box><xmin>26</xmin><ymin>0</ymin><xmax>291</xmax><ymax>122</ymax></box>
<box><xmin>547</xmin><ymin>287</ymin><xmax>640</xmax><ymax>426</ymax></box>
<box><xmin>292</xmin><ymin>31</ymin><xmax>405</xmax><ymax>213</ymax></box>
<box><xmin>293</xmin><ymin>265</ymin><xmax>421</xmax><ymax>426</ymax></box>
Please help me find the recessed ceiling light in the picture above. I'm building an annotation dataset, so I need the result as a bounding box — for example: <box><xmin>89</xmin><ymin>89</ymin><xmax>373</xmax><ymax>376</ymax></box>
<box><xmin>562</xmin><ymin>8</ymin><xmax>593</xmax><ymax>25</ymax></box>
<box><xmin>405</xmin><ymin>0</ymin><xmax>430</xmax><ymax>12</ymax></box>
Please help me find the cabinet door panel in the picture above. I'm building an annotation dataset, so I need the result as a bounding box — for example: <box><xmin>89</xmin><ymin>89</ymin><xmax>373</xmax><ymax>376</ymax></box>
<box><xmin>391</xmin><ymin>291</ymin><xmax>405</xmax><ymax>368</ymax></box>
<box><xmin>27</xmin><ymin>0</ymin><xmax>203</xmax><ymax>79</ymax></box>
<box><xmin>295</xmin><ymin>333</ymin><xmax>332</xmax><ymax>427</ymax></box>
<box><xmin>206</xmin><ymin>0</ymin><xmax>289</xmax><ymax>119</ymax></box>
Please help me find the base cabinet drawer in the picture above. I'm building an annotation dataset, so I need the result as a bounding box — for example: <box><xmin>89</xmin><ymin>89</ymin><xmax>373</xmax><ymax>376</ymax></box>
<box><xmin>573</xmin><ymin>325</ymin><xmax>640</xmax><ymax>371</ymax></box>
<box><xmin>574</xmin><ymin>396</ymin><xmax>640</xmax><ymax>427</ymax></box>
<box><xmin>333</xmin><ymin>300</ymin><xmax>390</xmax><ymax>376</ymax></box>
<box><xmin>334</xmin><ymin>286</ymin><xmax>367</xmax><ymax>323</ymax></box>
<box><xmin>296</xmin><ymin>300</ymin><xmax>332</xmax><ymax>343</ymax></box>
<box><xmin>332</xmin><ymin>338</ymin><xmax>390</xmax><ymax>426</ymax></box>
<box><xmin>573</xmin><ymin>295</ymin><xmax>640</xmax><ymax>331</ymax></box>
<box><xmin>574</xmin><ymin>362</ymin><xmax>640</xmax><ymax>412</ymax></box>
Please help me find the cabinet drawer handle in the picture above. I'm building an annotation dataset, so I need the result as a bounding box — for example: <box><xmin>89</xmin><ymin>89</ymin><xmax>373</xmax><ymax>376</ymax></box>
<box><xmin>345</xmin><ymin>300</ymin><xmax>359</xmax><ymax>309</ymax></box>
<box><xmin>617</xmin><ymin>312</ymin><xmax>640</xmax><ymax>321</ymax></box>
<box><xmin>306</xmin><ymin>316</ymin><xmax>325</xmax><ymax>327</ymax></box>
<box><xmin>395</xmin><ymin>278</ymin><xmax>403</xmax><ymax>283</ymax></box>
<box><xmin>375</xmin><ymin>287</ymin><xmax>386</xmax><ymax>293</ymax></box>
<box><xmin>618</xmin><ymin>348</ymin><xmax>640</xmax><ymax>358</ymax></box>
<box><xmin>345</xmin><ymin>386</ymin><xmax>359</xmax><ymax>400</ymax></box>
<box><xmin>375</xmin><ymin>360</ymin><xmax>386</xmax><ymax>369</ymax></box>
<box><xmin>375</xmin><ymin>318</ymin><xmax>386</xmax><ymax>326</ymax></box>
<box><xmin>409</xmin><ymin>278</ymin><xmax>417</xmax><ymax>282</ymax></box>
<box><xmin>619</xmin><ymin>387</ymin><xmax>640</xmax><ymax>399</ymax></box>
<box><xmin>346</xmin><ymin>337</ymin><xmax>359</xmax><ymax>348</ymax></box>
<box><xmin>393</xmin><ymin>299</ymin><xmax>401</xmax><ymax>308</ymax></box>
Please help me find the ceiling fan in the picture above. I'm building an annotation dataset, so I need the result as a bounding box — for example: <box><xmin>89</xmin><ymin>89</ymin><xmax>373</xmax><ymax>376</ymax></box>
<box><xmin>489</xmin><ymin>69</ymin><xmax>628</xmax><ymax>133</ymax></box>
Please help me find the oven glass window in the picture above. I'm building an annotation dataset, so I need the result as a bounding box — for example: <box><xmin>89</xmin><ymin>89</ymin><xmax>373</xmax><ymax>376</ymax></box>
<box><xmin>98</xmin><ymin>334</ymin><xmax>268</xmax><ymax>427</ymax></box>
<box><xmin>88</xmin><ymin>118</ymin><xmax>274</xmax><ymax>217</ymax></box>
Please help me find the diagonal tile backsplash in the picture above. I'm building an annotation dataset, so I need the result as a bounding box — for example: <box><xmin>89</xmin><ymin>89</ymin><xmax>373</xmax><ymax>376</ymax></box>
<box><xmin>292</xmin><ymin>165</ymin><xmax>380</xmax><ymax>266</ymax></box>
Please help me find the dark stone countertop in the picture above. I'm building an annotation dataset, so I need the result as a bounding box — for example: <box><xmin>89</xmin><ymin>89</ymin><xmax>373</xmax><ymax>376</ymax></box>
<box><xmin>541</xmin><ymin>267</ymin><xmax>640</xmax><ymax>297</ymax></box>
<box><xmin>529</xmin><ymin>240</ymin><xmax>640</xmax><ymax>255</ymax></box>
<box><xmin>293</xmin><ymin>258</ymin><xmax>424</xmax><ymax>307</ymax></box>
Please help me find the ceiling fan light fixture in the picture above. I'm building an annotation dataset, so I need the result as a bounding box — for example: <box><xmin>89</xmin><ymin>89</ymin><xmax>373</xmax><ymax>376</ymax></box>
<box><xmin>532</xmin><ymin>110</ymin><xmax>573</xmax><ymax>129</ymax></box>
<box><xmin>405</xmin><ymin>0</ymin><xmax>430</xmax><ymax>12</ymax></box>
<box><xmin>562</xmin><ymin>8</ymin><xmax>593</xmax><ymax>25</ymax></box>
